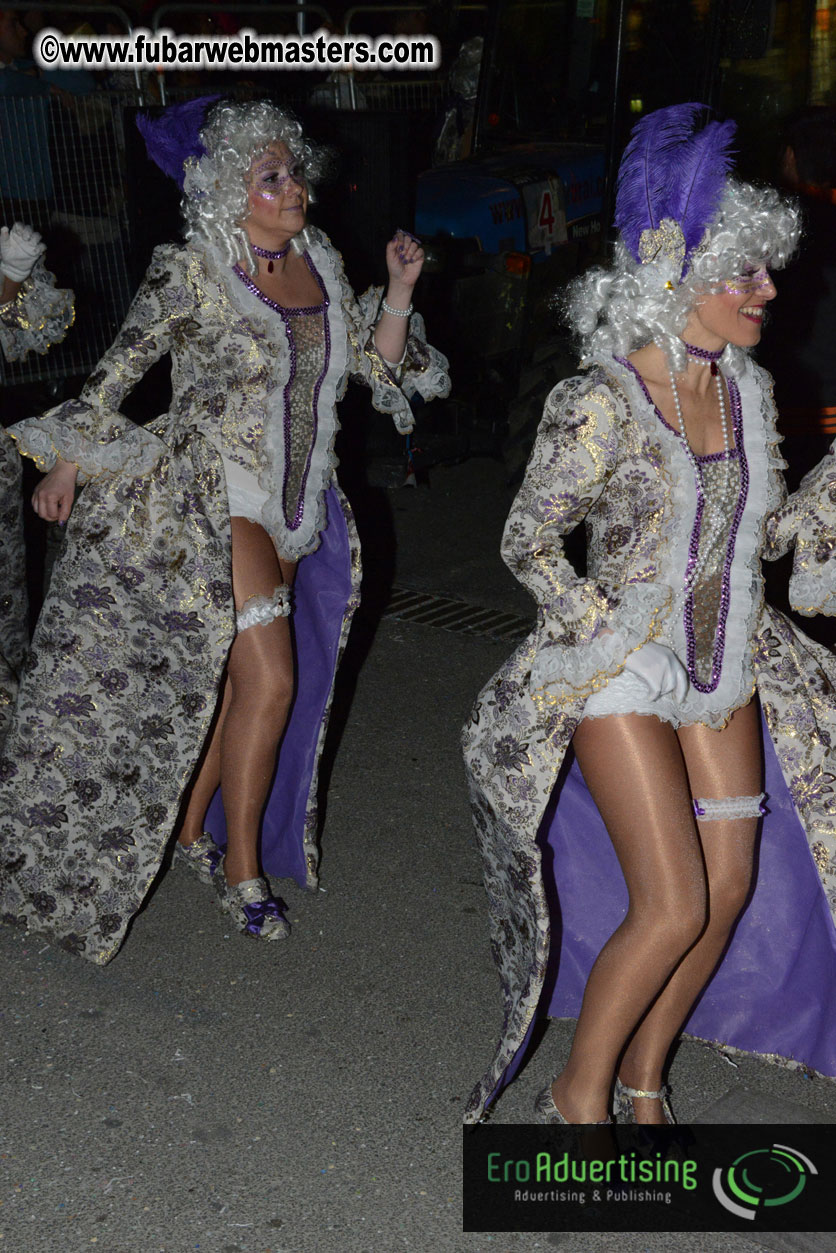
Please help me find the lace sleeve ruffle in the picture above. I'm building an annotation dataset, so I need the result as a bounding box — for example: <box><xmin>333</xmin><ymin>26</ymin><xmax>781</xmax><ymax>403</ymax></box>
<box><xmin>7</xmin><ymin>244</ymin><xmax>191</xmax><ymax>482</ymax></box>
<box><xmin>503</xmin><ymin>372</ymin><xmax>671</xmax><ymax>696</ymax></box>
<box><xmin>530</xmin><ymin>580</ymin><xmax>671</xmax><ymax>692</ymax></box>
<box><xmin>343</xmin><ymin>281</ymin><xmax>450</xmax><ymax>435</ymax></box>
<box><xmin>8</xmin><ymin>403</ymin><xmax>163</xmax><ymax>485</ymax></box>
<box><xmin>0</xmin><ymin>258</ymin><xmax>74</xmax><ymax>362</ymax></box>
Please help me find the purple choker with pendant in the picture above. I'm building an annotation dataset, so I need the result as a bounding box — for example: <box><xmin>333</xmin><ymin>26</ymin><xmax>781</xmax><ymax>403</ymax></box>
<box><xmin>252</xmin><ymin>242</ymin><xmax>291</xmax><ymax>273</ymax></box>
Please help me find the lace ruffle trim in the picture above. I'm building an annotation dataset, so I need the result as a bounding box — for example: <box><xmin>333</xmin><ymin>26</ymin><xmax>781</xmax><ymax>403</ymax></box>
<box><xmin>0</xmin><ymin>259</ymin><xmax>74</xmax><ymax>362</ymax></box>
<box><xmin>530</xmin><ymin>580</ymin><xmax>670</xmax><ymax>694</ymax></box>
<box><xmin>8</xmin><ymin>407</ymin><xmax>163</xmax><ymax>484</ymax></box>
<box><xmin>355</xmin><ymin>286</ymin><xmax>450</xmax><ymax>435</ymax></box>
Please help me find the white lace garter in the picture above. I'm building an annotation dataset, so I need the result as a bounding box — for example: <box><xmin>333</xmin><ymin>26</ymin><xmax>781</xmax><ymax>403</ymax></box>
<box><xmin>692</xmin><ymin>793</ymin><xmax>767</xmax><ymax>821</ymax></box>
<box><xmin>236</xmin><ymin>584</ymin><xmax>292</xmax><ymax>632</ymax></box>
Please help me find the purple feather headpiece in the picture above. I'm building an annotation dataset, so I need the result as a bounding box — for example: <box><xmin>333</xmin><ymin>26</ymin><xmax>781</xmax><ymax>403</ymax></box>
<box><xmin>614</xmin><ymin>103</ymin><xmax>737</xmax><ymax>278</ymax></box>
<box><xmin>136</xmin><ymin>95</ymin><xmax>221</xmax><ymax>188</ymax></box>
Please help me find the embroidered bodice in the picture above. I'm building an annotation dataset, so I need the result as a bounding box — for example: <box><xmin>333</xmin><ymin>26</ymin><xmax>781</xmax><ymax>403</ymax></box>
<box><xmin>230</xmin><ymin>256</ymin><xmax>330</xmax><ymax>532</ymax></box>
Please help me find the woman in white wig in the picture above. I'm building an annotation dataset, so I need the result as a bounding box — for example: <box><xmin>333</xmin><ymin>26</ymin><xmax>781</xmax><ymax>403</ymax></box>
<box><xmin>0</xmin><ymin>96</ymin><xmax>448</xmax><ymax>961</ymax></box>
<box><xmin>463</xmin><ymin>103</ymin><xmax>836</xmax><ymax>1123</ymax></box>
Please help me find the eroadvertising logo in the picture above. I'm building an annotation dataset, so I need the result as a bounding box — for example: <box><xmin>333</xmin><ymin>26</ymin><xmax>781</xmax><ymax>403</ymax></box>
<box><xmin>463</xmin><ymin>1124</ymin><xmax>832</xmax><ymax>1233</ymax></box>
<box><xmin>712</xmin><ymin>1143</ymin><xmax>817</xmax><ymax>1220</ymax></box>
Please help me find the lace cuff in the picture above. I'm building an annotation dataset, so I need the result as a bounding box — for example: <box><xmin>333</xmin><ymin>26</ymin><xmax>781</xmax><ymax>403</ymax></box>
<box><xmin>9</xmin><ymin>403</ymin><xmax>163</xmax><ymax>484</ymax></box>
<box><xmin>0</xmin><ymin>259</ymin><xmax>74</xmax><ymax>362</ymax></box>
<box><xmin>788</xmin><ymin>564</ymin><xmax>836</xmax><ymax>617</ymax></box>
<box><xmin>349</xmin><ymin>285</ymin><xmax>450</xmax><ymax>434</ymax></box>
<box><xmin>530</xmin><ymin>580</ymin><xmax>671</xmax><ymax>694</ymax></box>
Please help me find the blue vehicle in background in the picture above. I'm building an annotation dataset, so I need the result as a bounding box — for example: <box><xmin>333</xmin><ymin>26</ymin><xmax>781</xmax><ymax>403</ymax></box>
<box><xmin>414</xmin><ymin>0</ymin><xmax>608</xmax><ymax>471</ymax></box>
<box><xmin>412</xmin><ymin>0</ymin><xmax>782</xmax><ymax>472</ymax></box>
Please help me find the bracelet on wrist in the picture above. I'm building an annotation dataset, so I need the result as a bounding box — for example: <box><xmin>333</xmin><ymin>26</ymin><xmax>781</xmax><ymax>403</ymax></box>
<box><xmin>381</xmin><ymin>297</ymin><xmax>413</xmax><ymax>318</ymax></box>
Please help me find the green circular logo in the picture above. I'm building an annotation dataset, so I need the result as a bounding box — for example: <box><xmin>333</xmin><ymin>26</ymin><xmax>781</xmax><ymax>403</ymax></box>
<box><xmin>713</xmin><ymin>1144</ymin><xmax>817</xmax><ymax>1220</ymax></box>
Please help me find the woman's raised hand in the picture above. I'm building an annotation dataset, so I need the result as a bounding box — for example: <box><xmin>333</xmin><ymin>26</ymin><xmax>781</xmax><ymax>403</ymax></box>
<box><xmin>32</xmin><ymin>458</ymin><xmax>78</xmax><ymax>524</ymax></box>
<box><xmin>385</xmin><ymin>228</ymin><xmax>424</xmax><ymax>290</ymax></box>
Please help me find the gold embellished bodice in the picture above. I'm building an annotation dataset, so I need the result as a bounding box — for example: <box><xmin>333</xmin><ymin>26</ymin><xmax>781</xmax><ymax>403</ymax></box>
<box><xmin>283</xmin><ymin>310</ymin><xmax>327</xmax><ymax>528</ymax></box>
<box><xmin>690</xmin><ymin>456</ymin><xmax>741</xmax><ymax>686</ymax></box>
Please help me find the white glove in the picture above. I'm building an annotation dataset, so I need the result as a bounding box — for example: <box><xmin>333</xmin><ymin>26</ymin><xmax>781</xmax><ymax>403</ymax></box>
<box><xmin>622</xmin><ymin>641</ymin><xmax>690</xmax><ymax>703</ymax></box>
<box><xmin>0</xmin><ymin>223</ymin><xmax>46</xmax><ymax>282</ymax></box>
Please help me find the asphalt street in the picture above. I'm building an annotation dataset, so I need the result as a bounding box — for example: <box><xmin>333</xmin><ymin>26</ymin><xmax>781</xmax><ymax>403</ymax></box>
<box><xmin>1</xmin><ymin>455</ymin><xmax>834</xmax><ymax>1253</ymax></box>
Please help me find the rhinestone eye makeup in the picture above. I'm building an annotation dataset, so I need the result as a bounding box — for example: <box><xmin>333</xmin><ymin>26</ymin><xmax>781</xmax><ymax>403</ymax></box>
<box><xmin>248</xmin><ymin>158</ymin><xmax>306</xmax><ymax>200</ymax></box>
<box><xmin>723</xmin><ymin>265</ymin><xmax>771</xmax><ymax>296</ymax></box>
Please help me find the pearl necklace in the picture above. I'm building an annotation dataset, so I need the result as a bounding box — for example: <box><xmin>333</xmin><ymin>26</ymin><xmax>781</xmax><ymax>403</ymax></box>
<box><xmin>683</xmin><ymin>340</ymin><xmax>724</xmax><ymax>373</ymax></box>
<box><xmin>666</xmin><ymin>359</ymin><xmax>737</xmax><ymax>602</ymax></box>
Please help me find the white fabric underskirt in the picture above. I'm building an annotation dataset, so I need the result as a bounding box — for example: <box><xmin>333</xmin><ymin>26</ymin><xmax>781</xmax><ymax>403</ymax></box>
<box><xmin>221</xmin><ymin>454</ymin><xmax>269</xmax><ymax>522</ymax></box>
<box><xmin>582</xmin><ymin>667</ymin><xmax>689</xmax><ymax>727</ymax></box>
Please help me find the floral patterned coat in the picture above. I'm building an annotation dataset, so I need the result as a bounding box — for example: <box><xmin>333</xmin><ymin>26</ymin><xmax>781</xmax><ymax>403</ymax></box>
<box><xmin>0</xmin><ymin>230</ymin><xmax>449</xmax><ymax>964</ymax></box>
<box><xmin>462</xmin><ymin>352</ymin><xmax>836</xmax><ymax>1122</ymax></box>
<box><xmin>0</xmin><ymin>260</ymin><xmax>74</xmax><ymax>735</ymax></box>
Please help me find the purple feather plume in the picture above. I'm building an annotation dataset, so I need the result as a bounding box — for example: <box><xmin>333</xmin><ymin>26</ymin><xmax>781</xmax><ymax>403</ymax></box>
<box><xmin>136</xmin><ymin>95</ymin><xmax>221</xmax><ymax>187</ymax></box>
<box><xmin>614</xmin><ymin>103</ymin><xmax>736</xmax><ymax>264</ymax></box>
<box><xmin>670</xmin><ymin>116</ymin><xmax>737</xmax><ymax>256</ymax></box>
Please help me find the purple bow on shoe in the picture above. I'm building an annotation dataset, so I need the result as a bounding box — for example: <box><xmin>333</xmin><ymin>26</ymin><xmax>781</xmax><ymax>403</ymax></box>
<box><xmin>242</xmin><ymin>897</ymin><xmax>287</xmax><ymax>937</ymax></box>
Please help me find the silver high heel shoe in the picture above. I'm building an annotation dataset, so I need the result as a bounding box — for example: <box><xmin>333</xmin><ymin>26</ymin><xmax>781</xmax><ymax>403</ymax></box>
<box><xmin>613</xmin><ymin>1077</ymin><xmax>676</xmax><ymax>1124</ymax></box>
<box><xmin>534</xmin><ymin>1080</ymin><xmax>612</xmax><ymax>1125</ymax></box>
<box><xmin>174</xmin><ymin>831</ymin><xmax>223</xmax><ymax>885</ymax></box>
<box><xmin>214</xmin><ymin>867</ymin><xmax>290</xmax><ymax>940</ymax></box>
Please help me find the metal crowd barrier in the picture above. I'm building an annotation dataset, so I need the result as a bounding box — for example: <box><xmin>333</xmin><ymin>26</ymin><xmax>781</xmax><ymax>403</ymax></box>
<box><xmin>0</xmin><ymin>90</ymin><xmax>138</xmax><ymax>389</ymax></box>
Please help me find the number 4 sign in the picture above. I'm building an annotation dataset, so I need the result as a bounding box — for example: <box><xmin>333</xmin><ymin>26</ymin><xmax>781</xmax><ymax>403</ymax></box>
<box><xmin>539</xmin><ymin>190</ymin><xmax>556</xmax><ymax>232</ymax></box>
<box><xmin>524</xmin><ymin>176</ymin><xmax>567</xmax><ymax>253</ymax></box>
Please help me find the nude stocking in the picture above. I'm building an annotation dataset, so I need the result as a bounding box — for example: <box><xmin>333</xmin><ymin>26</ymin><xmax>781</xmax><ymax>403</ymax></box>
<box><xmin>178</xmin><ymin>517</ymin><xmax>296</xmax><ymax>885</ymax></box>
<box><xmin>617</xmin><ymin>701</ymin><xmax>762</xmax><ymax>1121</ymax></box>
<box><xmin>551</xmin><ymin>713</ymin><xmax>707</xmax><ymax>1122</ymax></box>
<box><xmin>551</xmin><ymin>699</ymin><xmax>761</xmax><ymax>1123</ymax></box>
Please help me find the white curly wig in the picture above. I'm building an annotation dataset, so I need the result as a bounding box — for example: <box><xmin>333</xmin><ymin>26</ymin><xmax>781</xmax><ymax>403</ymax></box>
<box><xmin>565</xmin><ymin>179</ymin><xmax>801</xmax><ymax>374</ymax></box>
<box><xmin>182</xmin><ymin>98</ymin><xmax>329</xmax><ymax>275</ymax></box>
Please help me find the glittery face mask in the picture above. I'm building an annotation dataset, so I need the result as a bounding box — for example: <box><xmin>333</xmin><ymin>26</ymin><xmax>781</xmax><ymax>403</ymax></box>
<box><xmin>248</xmin><ymin>155</ymin><xmax>306</xmax><ymax>201</ymax></box>
<box><xmin>723</xmin><ymin>265</ymin><xmax>771</xmax><ymax>296</ymax></box>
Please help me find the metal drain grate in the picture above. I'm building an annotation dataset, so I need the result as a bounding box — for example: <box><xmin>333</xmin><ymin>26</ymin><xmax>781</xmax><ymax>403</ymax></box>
<box><xmin>383</xmin><ymin>586</ymin><xmax>533</xmax><ymax>643</ymax></box>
